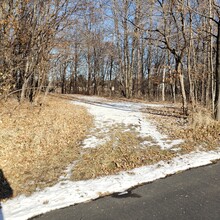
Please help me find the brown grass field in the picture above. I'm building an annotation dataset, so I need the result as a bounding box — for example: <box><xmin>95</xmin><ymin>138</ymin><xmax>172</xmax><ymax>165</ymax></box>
<box><xmin>0</xmin><ymin>95</ymin><xmax>92</xmax><ymax>197</ymax></box>
<box><xmin>0</xmin><ymin>95</ymin><xmax>219</xmax><ymax>199</ymax></box>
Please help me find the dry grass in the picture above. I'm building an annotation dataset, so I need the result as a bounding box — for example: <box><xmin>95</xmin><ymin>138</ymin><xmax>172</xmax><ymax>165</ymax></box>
<box><xmin>0</xmin><ymin>95</ymin><xmax>92</xmax><ymax>197</ymax></box>
<box><xmin>145</xmin><ymin>106</ymin><xmax>220</xmax><ymax>153</ymax></box>
<box><xmin>72</xmin><ymin>129</ymin><xmax>176</xmax><ymax>181</ymax></box>
<box><xmin>181</xmin><ymin>107</ymin><xmax>220</xmax><ymax>151</ymax></box>
<box><xmin>1</xmin><ymin>93</ymin><xmax>219</xmax><ymax>199</ymax></box>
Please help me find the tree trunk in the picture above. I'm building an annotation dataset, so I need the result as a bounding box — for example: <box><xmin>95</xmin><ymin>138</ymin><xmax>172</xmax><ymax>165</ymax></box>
<box><xmin>177</xmin><ymin>61</ymin><xmax>188</xmax><ymax>115</ymax></box>
<box><xmin>123</xmin><ymin>0</ymin><xmax>132</xmax><ymax>98</ymax></box>
<box><xmin>61</xmin><ymin>64</ymin><xmax>67</xmax><ymax>94</ymax></box>
<box><xmin>20</xmin><ymin>60</ymin><xmax>30</xmax><ymax>102</ymax></box>
<box><xmin>20</xmin><ymin>77</ymin><xmax>29</xmax><ymax>102</ymax></box>
<box><xmin>187</xmin><ymin>3</ymin><xmax>195</xmax><ymax>109</ymax></box>
<box><xmin>214</xmin><ymin>22</ymin><xmax>220</xmax><ymax>120</ymax></box>
<box><xmin>109</xmin><ymin>56</ymin><xmax>113</xmax><ymax>97</ymax></box>
<box><xmin>187</xmin><ymin>47</ymin><xmax>195</xmax><ymax>109</ymax></box>
<box><xmin>74</xmin><ymin>41</ymin><xmax>78</xmax><ymax>93</ymax></box>
<box><xmin>162</xmin><ymin>67</ymin><xmax>166</xmax><ymax>102</ymax></box>
<box><xmin>87</xmin><ymin>49</ymin><xmax>91</xmax><ymax>95</ymax></box>
<box><xmin>208</xmin><ymin>0</ymin><xmax>215</xmax><ymax>113</ymax></box>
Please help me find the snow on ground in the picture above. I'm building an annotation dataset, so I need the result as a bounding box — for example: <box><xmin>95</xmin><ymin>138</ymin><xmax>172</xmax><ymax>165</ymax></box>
<box><xmin>2</xmin><ymin>151</ymin><xmax>220</xmax><ymax>220</ymax></box>
<box><xmin>2</xmin><ymin>95</ymin><xmax>220</xmax><ymax>220</ymax></box>
<box><xmin>73</xmin><ymin>95</ymin><xmax>183</xmax><ymax>150</ymax></box>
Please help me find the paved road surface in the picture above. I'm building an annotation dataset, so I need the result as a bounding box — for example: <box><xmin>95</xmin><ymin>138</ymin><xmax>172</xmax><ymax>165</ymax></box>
<box><xmin>33</xmin><ymin>162</ymin><xmax>220</xmax><ymax>220</ymax></box>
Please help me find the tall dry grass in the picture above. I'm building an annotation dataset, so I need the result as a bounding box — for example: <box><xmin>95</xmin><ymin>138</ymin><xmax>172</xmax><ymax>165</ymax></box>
<box><xmin>146</xmin><ymin>105</ymin><xmax>220</xmax><ymax>153</ymax></box>
<box><xmin>0</xmin><ymin>96</ymin><xmax>92</xmax><ymax>197</ymax></box>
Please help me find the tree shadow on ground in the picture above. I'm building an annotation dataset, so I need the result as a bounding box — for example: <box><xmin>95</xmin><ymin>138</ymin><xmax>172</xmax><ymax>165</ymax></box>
<box><xmin>142</xmin><ymin>106</ymin><xmax>188</xmax><ymax>119</ymax></box>
<box><xmin>53</xmin><ymin>94</ymin><xmax>142</xmax><ymax>113</ymax></box>
<box><xmin>0</xmin><ymin>169</ymin><xmax>13</xmax><ymax>220</ymax></box>
<box><xmin>55</xmin><ymin>94</ymin><xmax>187</xmax><ymax>119</ymax></box>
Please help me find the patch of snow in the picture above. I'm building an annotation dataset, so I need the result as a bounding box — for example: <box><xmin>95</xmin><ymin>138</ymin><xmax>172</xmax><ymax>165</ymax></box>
<box><xmin>81</xmin><ymin>136</ymin><xmax>108</xmax><ymax>149</ymax></box>
<box><xmin>140</xmin><ymin>140</ymin><xmax>154</xmax><ymax>147</ymax></box>
<box><xmin>59</xmin><ymin>161</ymin><xmax>78</xmax><ymax>180</ymax></box>
<box><xmin>171</xmin><ymin>147</ymin><xmax>182</xmax><ymax>152</ymax></box>
<box><xmin>73</xmin><ymin>96</ymin><xmax>183</xmax><ymax>150</ymax></box>
<box><xmin>2</xmin><ymin>150</ymin><xmax>220</xmax><ymax>220</ymax></box>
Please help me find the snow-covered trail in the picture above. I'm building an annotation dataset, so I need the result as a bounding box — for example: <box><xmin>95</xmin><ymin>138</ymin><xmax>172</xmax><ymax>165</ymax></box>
<box><xmin>2</xmin><ymin>95</ymin><xmax>220</xmax><ymax>220</ymax></box>
<box><xmin>72</xmin><ymin>95</ymin><xmax>182</xmax><ymax>150</ymax></box>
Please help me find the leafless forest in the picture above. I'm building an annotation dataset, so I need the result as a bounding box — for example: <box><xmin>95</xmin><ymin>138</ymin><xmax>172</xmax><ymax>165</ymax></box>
<box><xmin>0</xmin><ymin>0</ymin><xmax>220</xmax><ymax>120</ymax></box>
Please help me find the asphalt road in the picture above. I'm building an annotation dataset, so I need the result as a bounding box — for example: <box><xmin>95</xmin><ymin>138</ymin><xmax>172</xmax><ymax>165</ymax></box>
<box><xmin>32</xmin><ymin>162</ymin><xmax>220</xmax><ymax>220</ymax></box>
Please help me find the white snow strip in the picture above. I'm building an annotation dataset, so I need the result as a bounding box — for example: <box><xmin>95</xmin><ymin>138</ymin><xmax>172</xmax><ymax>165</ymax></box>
<box><xmin>2</xmin><ymin>150</ymin><xmax>220</xmax><ymax>220</ymax></box>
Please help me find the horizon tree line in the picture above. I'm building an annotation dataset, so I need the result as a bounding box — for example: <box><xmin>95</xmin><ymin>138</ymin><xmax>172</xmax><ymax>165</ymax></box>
<box><xmin>0</xmin><ymin>0</ymin><xmax>220</xmax><ymax>120</ymax></box>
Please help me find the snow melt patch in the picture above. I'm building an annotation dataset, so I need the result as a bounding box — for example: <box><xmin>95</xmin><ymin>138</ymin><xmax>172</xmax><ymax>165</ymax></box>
<box><xmin>2</xmin><ymin>150</ymin><xmax>220</xmax><ymax>220</ymax></box>
<box><xmin>72</xmin><ymin>96</ymin><xmax>183</xmax><ymax>150</ymax></box>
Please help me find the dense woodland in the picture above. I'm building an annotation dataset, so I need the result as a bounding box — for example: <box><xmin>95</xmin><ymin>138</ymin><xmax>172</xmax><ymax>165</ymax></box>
<box><xmin>0</xmin><ymin>0</ymin><xmax>220</xmax><ymax>120</ymax></box>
